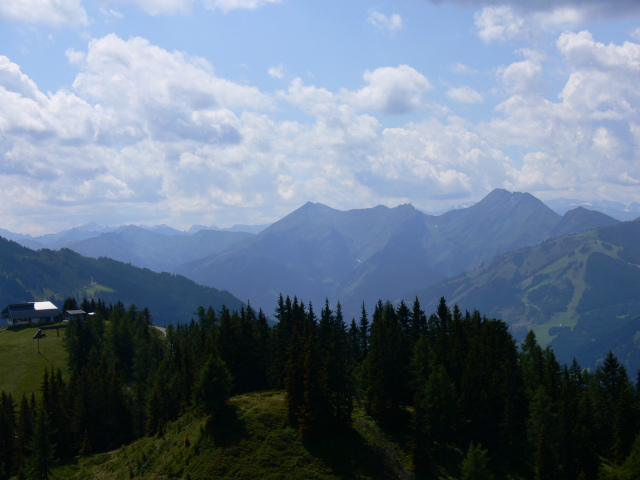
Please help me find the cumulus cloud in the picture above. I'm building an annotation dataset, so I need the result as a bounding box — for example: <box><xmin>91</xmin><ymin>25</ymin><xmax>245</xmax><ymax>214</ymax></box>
<box><xmin>341</xmin><ymin>65</ymin><xmax>432</xmax><ymax>114</ymax></box>
<box><xmin>475</xmin><ymin>6</ymin><xmax>524</xmax><ymax>42</ymax></box>
<box><xmin>482</xmin><ymin>31</ymin><xmax>640</xmax><ymax>201</ymax></box>
<box><xmin>2</xmin><ymin>23</ymin><xmax>640</xmax><ymax>232</ymax></box>
<box><xmin>0</xmin><ymin>0</ymin><xmax>88</xmax><ymax>27</ymax></box>
<box><xmin>72</xmin><ymin>34</ymin><xmax>271</xmax><ymax>144</ymax></box>
<box><xmin>0</xmin><ymin>35</ymin><xmax>282</xmax><ymax>231</ymax></box>
<box><xmin>0</xmin><ymin>37</ymin><xmax>508</xmax><ymax>232</ymax></box>
<box><xmin>497</xmin><ymin>49</ymin><xmax>544</xmax><ymax>93</ymax></box>
<box><xmin>446</xmin><ymin>86</ymin><xmax>484</xmax><ymax>104</ymax></box>
<box><xmin>367</xmin><ymin>10</ymin><xmax>404</xmax><ymax>36</ymax></box>
<box><xmin>557</xmin><ymin>31</ymin><xmax>640</xmax><ymax>119</ymax></box>
<box><xmin>471</xmin><ymin>1</ymin><xmax>640</xmax><ymax>43</ymax></box>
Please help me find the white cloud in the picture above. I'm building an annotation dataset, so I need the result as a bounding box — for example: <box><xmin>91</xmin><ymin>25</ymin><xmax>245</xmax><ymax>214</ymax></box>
<box><xmin>341</xmin><ymin>65</ymin><xmax>432</xmax><ymax>114</ymax></box>
<box><xmin>1</xmin><ymin>40</ymin><xmax>506</xmax><ymax>232</ymax></box>
<box><xmin>557</xmin><ymin>31</ymin><xmax>640</xmax><ymax>119</ymax></box>
<box><xmin>557</xmin><ymin>30</ymin><xmax>640</xmax><ymax>72</ymax></box>
<box><xmin>472</xmin><ymin>3</ymin><xmax>615</xmax><ymax>43</ymax></box>
<box><xmin>268</xmin><ymin>63</ymin><xmax>285</xmax><ymax>79</ymax></box>
<box><xmin>100</xmin><ymin>7</ymin><xmax>125</xmax><ymax>20</ymax></box>
<box><xmin>481</xmin><ymin>31</ymin><xmax>640</xmax><ymax>201</ymax></box>
<box><xmin>475</xmin><ymin>6</ymin><xmax>524</xmax><ymax>43</ymax></box>
<box><xmin>0</xmin><ymin>35</ymin><xmax>284</xmax><ymax>231</ymax></box>
<box><xmin>367</xmin><ymin>10</ymin><xmax>404</xmax><ymax>36</ymax></box>
<box><xmin>451</xmin><ymin>63</ymin><xmax>478</xmax><ymax>75</ymax></box>
<box><xmin>497</xmin><ymin>49</ymin><xmax>544</xmax><ymax>93</ymax></box>
<box><xmin>65</xmin><ymin>48</ymin><xmax>85</xmax><ymax>65</ymax></box>
<box><xmin>202</xmin><ymin>0</ymin><xmax>280</xmax><ymax>13</ymax></box>
<box><xmin>446</xmin><ymin>86</ymin><xmax>484</xmax><ymax>104</ymax></box>
<box><xmin>2</xmin><ymin>22</ymin><xmax>640</xmax><ymax>232</ymax></box>
<box><xmin>0</xmin><ymin>0</ymin><xmax>88</xmax><ymax>27</ymax></box>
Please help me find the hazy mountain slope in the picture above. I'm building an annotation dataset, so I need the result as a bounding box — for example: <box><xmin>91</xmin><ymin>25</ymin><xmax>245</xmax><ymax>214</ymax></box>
<box><xmin>4</xmin><ymin>189</ymin><xmax>618</xmax><ymax>325</ymax></box>
<box><xmin>409</xmin><ymin>219</ymin><xmax>640</xmax><ymax>371</ymax></box>
<box><xmin>0</xmin><ymin>228</ymin><xmax>45</xmax><ymax>250</ymax></box>
<box><xmin>68</xmin><ymin>225</ymin><xmax>253</xmax><ymax>273</ymax></box>
<box><xmin>176</xmin><ymin>189</ymin><xmax>612</xmax><ymax>319</ymax></box>
<box><xmin>424</xmin><ymin>189</ymin><xmax>562</xmax><ymax>276</ymax></box>
<box><xmin>0</xmin><ymin>236</ymin><xmax>243</xmax><ymax>326</ymax></box>
<box><xmin>176</xmin><ymin>202</ymin><xmax>427</xmax><ymax>315</ymax></box>
<box><xmin>335</xmin><ymin>211</ymin><xmax>444</xmax><ymax>311</ymax></box>
<box><xmin>549</xmin><ymin>206</ymin><xmax>619</xmax><ymax>238</ymax></box>
<box><xmin>545</xmin><ymin>197</ymin><xmax>640</xmax><ymax>221</ymax></box>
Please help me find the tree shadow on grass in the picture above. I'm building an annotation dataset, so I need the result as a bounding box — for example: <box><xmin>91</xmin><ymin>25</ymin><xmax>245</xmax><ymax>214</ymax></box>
<box><xmin>305</xmin><ymin>426</ymin><xmax>413</xmax><ymax>480</ymax></box>
<box><xmin>202</xmin><ymin>404</ymin><xmax>249</xmax><ymax>447</ymax></box>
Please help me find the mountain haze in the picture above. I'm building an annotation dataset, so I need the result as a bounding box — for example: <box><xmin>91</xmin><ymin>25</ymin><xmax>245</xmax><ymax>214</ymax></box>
<box><xmin>69</xmin><ymin>225</ymin><xmax>253</xmax><ymax>273</ymax></box>
<box><xmin>176</xmin><ymin>189</ymin><xmax>618</xmax><ymax>319</ymax></box>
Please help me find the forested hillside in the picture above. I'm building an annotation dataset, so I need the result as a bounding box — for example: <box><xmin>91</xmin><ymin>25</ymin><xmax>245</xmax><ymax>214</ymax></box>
<box><xmin>412</xmin><ymin>219</ymin><xmax>640</xmax><ymax>372</ymax></box>
<box><xmin>1</xmin><ymin>296</ymin><xmax>638</xmax><ymax>479</ymax></box>
<box><xmin>0</xmin><ymin>236</ymin><xmax>243</xmax><ymax>325</ymax></box>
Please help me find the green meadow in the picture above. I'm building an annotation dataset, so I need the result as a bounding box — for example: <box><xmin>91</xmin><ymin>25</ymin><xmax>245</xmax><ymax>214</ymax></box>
<box><xmin>0</xmin><ymin>323</ymin><xmax>68</xmax><ymax>401</ymax></box>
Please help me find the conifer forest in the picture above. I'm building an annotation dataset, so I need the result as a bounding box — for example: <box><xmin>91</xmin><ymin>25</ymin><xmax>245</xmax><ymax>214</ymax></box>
<box><xmin>1</xmin><ymin>296</ymin><xmax>639</xmax><ymax>479</ymax></box>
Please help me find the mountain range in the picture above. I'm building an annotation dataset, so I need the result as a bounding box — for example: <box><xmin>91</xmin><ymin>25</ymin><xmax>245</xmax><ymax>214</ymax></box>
<box><xmin>1</xmin><ymin>188</ymin><xmax>638</xmax><ymax>372</ymax></box>
<box><xmin>175</xmin><ymin>189</ymin><xmax>622</xmax><ymax>320</ymax></box>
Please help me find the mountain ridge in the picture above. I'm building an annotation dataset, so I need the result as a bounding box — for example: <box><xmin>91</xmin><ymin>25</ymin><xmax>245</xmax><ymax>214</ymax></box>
<box><xmin>407</xmin><ymin>218</ymin><xmax>640</xmax><ymax>371</ymax></box>
<box><xmin>0</xmin><ymin>236</ymin><xmax>244</xmax><ymax>326</ymax></box>
<box><xmin>175</xmin><ymin>189</ymin><xmax>619</xmax><ymax>319</ymax></box>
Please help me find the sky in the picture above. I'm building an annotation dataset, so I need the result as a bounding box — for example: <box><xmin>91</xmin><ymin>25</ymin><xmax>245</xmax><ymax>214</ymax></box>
<box><xmin>1</xmin><ymin>0</ymin><xmax>639</xmax><ymax>234</ymax></box>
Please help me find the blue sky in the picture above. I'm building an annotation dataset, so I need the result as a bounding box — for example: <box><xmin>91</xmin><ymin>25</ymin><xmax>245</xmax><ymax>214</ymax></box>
<box><xmin>1</xmin><ymin>0</ymin><xmax>639</xmax><ymax>234</ymax></box>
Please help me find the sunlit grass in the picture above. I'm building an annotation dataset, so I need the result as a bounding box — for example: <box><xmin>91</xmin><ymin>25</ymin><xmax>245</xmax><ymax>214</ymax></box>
<box><xmin>0</xmin><ymin>322</ymin><xmax>68</xmax><ymax>400</ymax></box>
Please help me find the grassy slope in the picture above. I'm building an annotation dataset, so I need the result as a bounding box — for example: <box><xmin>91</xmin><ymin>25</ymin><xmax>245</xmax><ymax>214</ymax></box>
<box><xmin>53</xmin><ymin>392</ymin><xmax>424</xmax><ymax>480</ymax></box>
<box><xmin>521</xmin><ymin>232</ymin><xmax>617</xmax><ymax>344</ymax></box>
<box><xmin>0</xmin><ymin>323</ymin><xmax>67</xmax><ymax>400</ymax></box>
<box><xmin>417</xmin><ymin>229</ymin><xmax>631</xmax><ymax>342</ymax></box>
<box><xmin>0</xmin><ymin>325</ymin><xmax>419</xmax><ymax>479</ymax></box>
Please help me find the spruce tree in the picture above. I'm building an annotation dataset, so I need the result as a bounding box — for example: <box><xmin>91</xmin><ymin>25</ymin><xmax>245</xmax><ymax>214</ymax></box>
<box><xmin>0</xmin><ymin>404</ymin><xmax>13</xmax><ymax>480</ymax></box>
<box><xmin>460</xmin><ymin>442</ymin><xmax>493</xmax><ymax>480</ymax></box>
<box><xmin>192</xmin><ymin>353</ymin><xmax>233</xmax><ymax>418</ymax></box>
<box><xmin>28</xmin><ymin>405</ymin><xmax>53</xmax><ymax>480</ymax></box>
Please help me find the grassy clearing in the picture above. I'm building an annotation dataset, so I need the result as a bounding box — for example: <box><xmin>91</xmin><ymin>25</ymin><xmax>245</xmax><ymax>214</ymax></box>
<box><xmin>53</xmin><ymin>391</ymin><xmax>421</xmax><ymax>480</ymax></box>
<box><xmin>82</xmin><ymin>282</ymin><xmax>115</xmax><ymax>296</ymax></box>
<box><xmin>0</xmin><ymin>323</ymin><xmax>68</xmax><ymax>400</ymax></box>
<box><xmin>519</xmin><ymin>236</ymin><xmax>625</xmax><ymax>345</ymax></box>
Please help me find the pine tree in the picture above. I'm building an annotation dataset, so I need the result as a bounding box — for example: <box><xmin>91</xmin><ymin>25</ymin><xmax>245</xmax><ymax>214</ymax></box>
<box><xmin>192</xmin><ymin>353</ymin><xmax>233</xmax><ymax>418</ymax></box>
<box><xmin>358</xmin><ymin>302</ymin><xmax>369</xmax><ymax>360</ymax></box>
<box><xmin>411</xmin><ymin>297</ymin><xmax>426</xmax><ymax>344</ymax></box>
<box><xmin>0</xmin><ymin>402</ymin><xmax>14</xmax><ymax>480</ymax></box>
<box><xmin>460</xmin><ymin>442</ymin><xmax>493</xmax><ymax>480</ymax></box>
<box><xmin>12</xmin><ymin>394</ymin><xmax>34</xmax><ymax>478</ymax></box>
<box><xmin>364</xmin><ymin>301</ymin><xmax>410</xmax><ymax>423</ymax></box>
<box><xmin>296</xmin><ymin>328</ymin><xmax>327</xmax><ymax>442</ymax></box>
<box><xmin>28</xmin><ymin>405</ymin><xmax>53</xmax><ymax>480</ymax></box>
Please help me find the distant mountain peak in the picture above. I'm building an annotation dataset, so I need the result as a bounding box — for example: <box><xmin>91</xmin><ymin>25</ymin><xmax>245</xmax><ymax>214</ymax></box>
<box><xmin>299</xmin><ymin>201</ymin><xmax>334</xmax><ymax>212</ymax></box>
